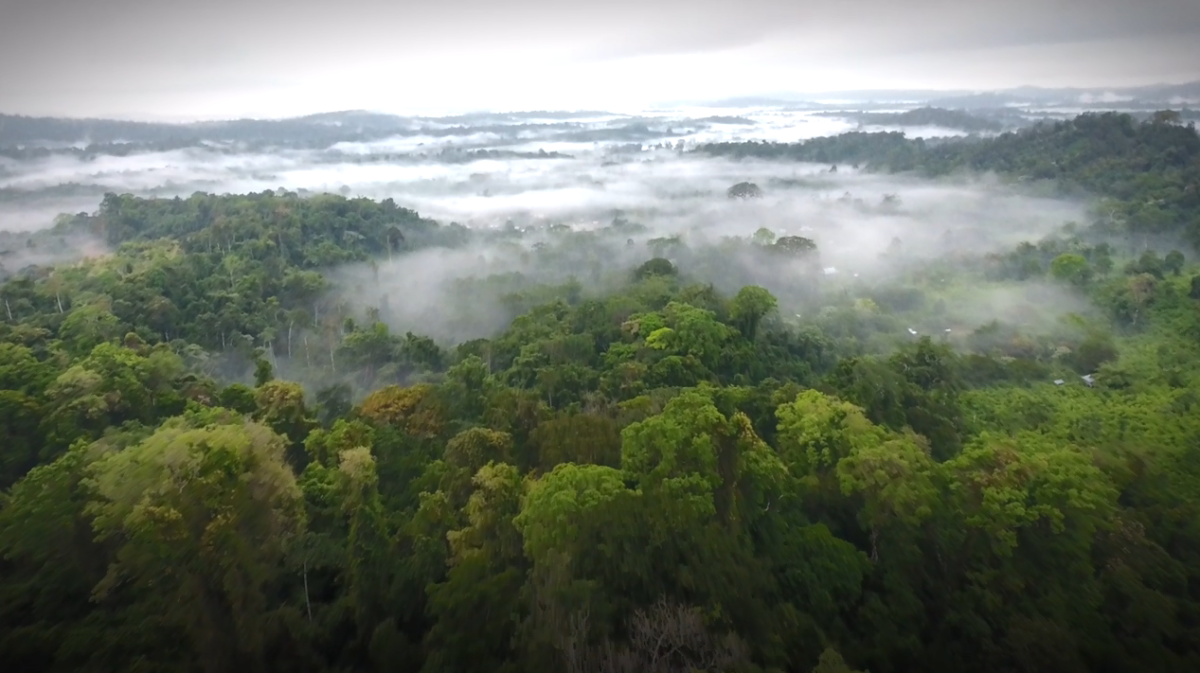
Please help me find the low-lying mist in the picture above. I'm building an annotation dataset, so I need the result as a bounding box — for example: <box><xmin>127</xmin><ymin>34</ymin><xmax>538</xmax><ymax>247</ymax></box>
<box><xmin>325</xmin><ymin>166</ymin><xmax>1090</xmax><ymax>348</ymax></box>
<box><xmin>0</xmin><ymin>108</ymin><xmax>993</xmax><ymax>232</ymax></box>
<box><xmin>2</xmin><ymin>106</ymin><xmax>1106</xmax><ymax>387</ymax></box>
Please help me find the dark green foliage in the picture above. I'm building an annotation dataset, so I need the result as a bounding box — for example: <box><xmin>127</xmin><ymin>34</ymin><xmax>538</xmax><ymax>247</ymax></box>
<box><xmin>633</xmin><ymin>257</ymin><xmax>679</xmax><ymax>280</ymax></box>
<box><xmin>728</xmin><ymin>181</ymin><xmax>764</xmax><ymax>199</ymax></box>
<box><xmin>773</xmin><ymin>235</ymin><xmax>818</xmax><ymax>256</ymax></box>
<box><xmin>3</xmin><ymin>111</ymin><xmax>1200</xmax><ymax>673</ymax></box>
<box><xmin>833</xmin><ymin>106</ymin><xmax>1005</xmax><ymax>133</ymax></box>
<box><xmin>219</xmin><ymin>383</ymin><xmax>259</xmax><ymax>414</ymax></box>
<box><xmin>702</xmin><ymin>131</ymin><xmax>922</xmax><ymax>169</ymax></box>
<box><xmin>254</xmin><ymin>357</ymin><xmax>275</xmax><ymax>386</ymax></box>
<box><xmin>1164</xmin><ymin>250</ymin><xmax>1185</xmax><ymax>275</ymax></box>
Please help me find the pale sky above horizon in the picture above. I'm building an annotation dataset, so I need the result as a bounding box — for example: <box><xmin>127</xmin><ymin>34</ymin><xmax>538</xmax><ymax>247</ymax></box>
<box><xmin>2</xmin><ymin>0</ymin><xmax>1198</xmax><ymax>120</ymax></box>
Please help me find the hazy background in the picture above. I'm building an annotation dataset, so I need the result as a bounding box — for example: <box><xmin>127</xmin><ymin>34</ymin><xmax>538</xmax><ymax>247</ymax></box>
<box><xmin>2</xmin><ymin>0</ymin><xmax>1198</xmax><ymax>119</ymax></box>
<box><xmin>0</xmin><ymin>107</ymin><xmax>1069</xmax><ymax>235</ymax></box>
<box><xmin>0</xmin><ymin>102</ymin><xmax>1096</xmax><ymax>348</ymax></box>
<box><xmin>1</xmin><ymin>0</ymin><xmax>1192</xmax><ymax>370</ymax></box>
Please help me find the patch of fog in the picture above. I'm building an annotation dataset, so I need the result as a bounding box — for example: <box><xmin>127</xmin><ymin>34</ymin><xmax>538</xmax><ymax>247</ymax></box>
<box><xmin>677</xmin><ymin>112</ymin><xmax>856</xmax><ymax>145</ymax></box>
<box><xmin>0</xmin><ymin>105</ymin><xmax>1111</xmax><ymax>364</ymax></box>
<box><xmin>0</xmin><ymin>110</ymin><xmax>981</xmax><ymax>218</ymax></box>
<box><xmin>0</xmin><ymin>199</ymin><xmax>101</xmax><ymax>232</ymax></box>
<box><xmin>381</xmin><ymin>157</ymin><xmax>1085</xmax><ymax>256</ymax></box>
<box><xmin>328</xmin><ymin>245</ymin><xmax>540</xmax><ymax>342</ymax></box>
<box><xmin>1025</xmin><ymin>107</ymin><xmax>1145</xmax><ymax>117</ymax></box>
<box><xmin>1</xmin><ymin>127</ymin><xmax>1089</xmax><ymax>263</ymax></box>
<box><xmin>320</xmin><ymin>165</ymin><xmax>1089</xmax><ymax>344</ymax></box>
<box><xmin>860</xmin><ymin>124</ymin><xmax>972</xmax><ymax>138</ymax></box>
<box><xmin>329</xmin><ymin>131</ymin><xmax>510</xmax><ymax>154</ymax></box>
<box><xmin>1078</xmin><ymin>92</ymin><xmax>1134</xmax><ymax>104</ymax></box>
<box><xmin>500</xmin><ymin>141</ymin><xmax>601</xmax><ymax>154</ymax></box>
<box><xmin>0</xmin><ymin>148</ymin><xmax>313</xmax><ymax>192</ymax></box>
<box><xmin>0</xmin><ymin>229</ymin><xmax>110</xmax><ymax>280</ymax></box>
<box><xmin>274</xmin><ymin>160</ymin><xmax>498</xmax><ymax>190</ymax></box>
<box><xmin>415</xmin><ymin>113</ymin><xmax>626</xmax><ymax>128</ymax></box>
<box><xmin>951</xmin><ymin>283</ymin><xmax>1096</xmax><ymax>329</ymax></box>
<box><xmin>0</xmin><ymin>107</ymin><xmax>1091</xmax><ymax>335</ymax></box>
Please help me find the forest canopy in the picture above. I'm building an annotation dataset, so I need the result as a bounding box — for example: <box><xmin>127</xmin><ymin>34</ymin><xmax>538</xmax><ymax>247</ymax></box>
<box><xmin>1</xmin><ymin>111</ymin><xmax>1200</xmax><ymax>673</ymax></box>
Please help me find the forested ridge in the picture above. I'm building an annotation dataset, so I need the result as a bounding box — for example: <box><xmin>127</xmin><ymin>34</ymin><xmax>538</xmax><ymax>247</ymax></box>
<box><xmin>0</xmin><ymin>112</ymin><xmax>678</xmax><ymax>159</ymax></box>
<box><xmin>811</xmin><ymin>107</ymin><xmax>1010</xmax><ymax>133</ymax></box>
<box><xmin>700</xmin><ymin>112</ymin><xmax>1200</xmax><ymax>247</ymax></box>
<box><xmin>2</xmin><ymin>113</ymin><xmax>1200</xmax><ymax>673</ymax></box>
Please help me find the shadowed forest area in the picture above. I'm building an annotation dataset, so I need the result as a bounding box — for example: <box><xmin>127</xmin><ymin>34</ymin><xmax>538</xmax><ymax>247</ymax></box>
<box><xmin>1</xmin><ymin>111</ymin><xmax>1200</xmax><ymax>673</ymax></box>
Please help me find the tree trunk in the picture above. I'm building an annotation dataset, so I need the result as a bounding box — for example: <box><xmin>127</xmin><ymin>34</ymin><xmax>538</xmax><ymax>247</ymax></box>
<box><xmin>303</xmin><ymin>562</ymin><xmax>313</xmax><ymax>622</ymax></box>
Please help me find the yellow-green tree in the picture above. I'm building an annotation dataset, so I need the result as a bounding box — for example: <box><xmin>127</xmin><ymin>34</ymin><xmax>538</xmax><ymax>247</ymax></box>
<box><xmin>85</xmin><ymin>419</ymin><xmax>305</xmax><ymax>673</ymax></box>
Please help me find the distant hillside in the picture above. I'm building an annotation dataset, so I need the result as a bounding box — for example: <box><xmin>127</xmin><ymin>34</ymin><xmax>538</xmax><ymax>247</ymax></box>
<box><xmin>688</xmin><ymin>81</ymin><xmax>1200</xmax><ymax>110</ymax></box>
<box><xmin>0</xmin><ymin>109</ymin><xmax>620</xmax><ymax>148</ymax></box>
<box><xmin>0</xmin><ymin>113</ymin><xmax>408</xmax><ymax>147</ymax></box>
<box><xmin>698</xmin><ymin>111</ymin><xmax>1200</xmax><ymax>247</ymax></box>
<box><xmin>823</xmin><ymin>107</ymin><xmax>1007</xmax><ymax>133</ymax></box>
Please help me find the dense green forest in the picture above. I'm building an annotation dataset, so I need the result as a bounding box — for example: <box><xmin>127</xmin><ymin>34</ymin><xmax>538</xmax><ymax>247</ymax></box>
<box><xmin>2</xmin><ymin>111</ymin><xmax>1200</xmax><ymax>673</ymax></box>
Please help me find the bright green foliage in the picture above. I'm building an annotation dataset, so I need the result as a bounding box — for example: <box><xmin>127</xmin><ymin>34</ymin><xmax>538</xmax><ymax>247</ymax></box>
<box><xmin>85</xmin><ymin>419</ymin><xmax>305</xmax><ymax>673</ymax></box>
<box><xmin>254</xmin><ymin>379</ymin><xmax>317</xmax><ymax>468</ymax></box>
<box><xmin>0</xmin><ymin>342</ymin><xmax>56</xmax><ymax>394</ymax></box>
<box><xmin>515</xmin><ymin>463</ymin><xmax>631</xmax><ymax>564</ymax></box>
<box><xmin>40</xmin><ymin>342</ymin><xmax>188</xmax><ymax>454</ymax></box>
<box><xmin>945</xmin><ymin>433</ymin><xmax>1116</xmax><ymax>556</ymax></box>
<box><xmin>730</xmin><ymin>285</ymin><xmax>778</xmax><ymax>341</ymax></box>
<box><xmin>621</xmin><ymin>389</ymin><xmax>724</xmax><ymax>509</ymax></box>
<box><xmin>838</xmin><ymin>433</ymin><xmax>937</xmax><ymax>534</ymax></box>
<box><xmin>58</xmin><ymin>302</ymin><xmax>127</xmax><ymax>357</ymax></box>
<box><xmin>1051</xmin><ymin>252</ymin><xmax>1093</xmax><ymax>286</ymax></box>
<box><xmin>423</xmin><ymin>463</ymin><xmax>526</xmax><ymax>673</ymax></box>
<box><xmin>4</xmin><ymin>113</ymin><xmax>1200</xmax><ymax>673</ymax></box>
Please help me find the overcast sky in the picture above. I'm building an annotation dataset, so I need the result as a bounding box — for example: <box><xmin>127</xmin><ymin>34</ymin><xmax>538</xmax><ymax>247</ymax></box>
<box><xmin>2</xmin><ymin>0</ymin><xmax>1198</xmax><ymax>120</ymax></box>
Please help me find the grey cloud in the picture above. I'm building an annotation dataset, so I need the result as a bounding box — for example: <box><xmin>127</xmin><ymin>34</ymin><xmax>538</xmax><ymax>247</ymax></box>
<box><xmin>1</xmin><ymin>0</ymin><xmax>1198</xmax><ymax>116</ymax></box>
<box><xmin>8</xmin><ymin>0</ymin><xmax>1200</xmax><ymax>57</ymax></box>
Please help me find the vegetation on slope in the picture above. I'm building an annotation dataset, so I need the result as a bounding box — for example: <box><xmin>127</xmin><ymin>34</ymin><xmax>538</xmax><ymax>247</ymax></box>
<box><xmin>1</xmin><ymin>113</ymin><xmax>1200</xmax><ymax>673</ymax></box>
<box><xmin>699</xmin><ymin>111</ymin><xmax>1200</xmax><ymax>247</ymax></box>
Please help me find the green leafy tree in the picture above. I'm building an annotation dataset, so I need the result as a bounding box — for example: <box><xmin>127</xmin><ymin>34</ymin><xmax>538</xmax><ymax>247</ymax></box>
<box><xmin>729</xmin><ymin>285</ymin><xmax>778</xmax><ymax>342</ymax></box>
<box><xmin>727</xmin><ymin>182</ymin><xmax>763</xmax><ymax>199</ymax></box>
<box><xmin>633</xmin><ymin>257</ymin><xmax>678</xmax><ymax>281</ymax></box>
<box><xmin>1050</xmin><ymin>253</ymin><xmax>1092</xmax><ymax>286</ymax></box>
<box><xmin>85</xmin><ymin>419</ymin><xmax>306</xmax><ymax>673</ymax></box>
<box><xmin>752</xmin><ymin>227</ymin><xmax>777</xmax><ymax>245</ymax></box>
<box><xmin>1164</xmin><ymin>250</ymin><xmax>1185</xmax><ymax>276</ymax></box>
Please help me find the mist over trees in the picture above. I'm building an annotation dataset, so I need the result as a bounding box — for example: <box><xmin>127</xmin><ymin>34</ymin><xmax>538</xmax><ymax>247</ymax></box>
<box><xmin>700</xmin><ymin>111</ymin><xmax>1200</xmax><ymax>246</ymax></box>
<box><xmin>1</xmin><ymin>108</ymin><xmax>1200</xmax><ymax>673</ymax></box>
<box><xmin>812</xmin><ymin>106</ymin><xmax>1011</xmax><ymax>133</ymax></box>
